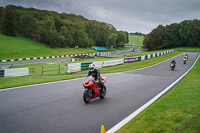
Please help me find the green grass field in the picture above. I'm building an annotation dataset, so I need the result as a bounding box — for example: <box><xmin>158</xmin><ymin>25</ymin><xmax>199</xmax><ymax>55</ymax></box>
<box><xmin>117</xmin><ymin>56</ymin><xmax>200</xmax><ymax>133</ymax></box>
<box><xmin>0</xmin><ymin>35</ymin><xmax>96</xmax><ymax>60</ymax></box>
<box><xmin>175</xmin><ymin>47</ymin><xmax>200</xmax><ymax>52</ymax></box>
<box><xmin>128</xmin><ymin>35</ymin><xmax>144</xmax><ymax>46</ymax></box>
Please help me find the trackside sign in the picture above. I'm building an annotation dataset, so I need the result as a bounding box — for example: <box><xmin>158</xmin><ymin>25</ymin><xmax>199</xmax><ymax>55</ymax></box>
<box><xmin>124</xmin><ymin>57</ymin><xmax>137</xmax><ymax>63</ymax></box>
<box><xmin>102</xmin><ymin>59</ymin><xmax>124</xmax><ymax>67</ymax></box>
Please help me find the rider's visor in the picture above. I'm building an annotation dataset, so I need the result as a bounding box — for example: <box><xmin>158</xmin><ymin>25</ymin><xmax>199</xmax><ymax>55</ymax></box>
<box><xmin>89</xmin><ymin>67</ymin><xmax>94</xmax><ymax>70</ymax></box>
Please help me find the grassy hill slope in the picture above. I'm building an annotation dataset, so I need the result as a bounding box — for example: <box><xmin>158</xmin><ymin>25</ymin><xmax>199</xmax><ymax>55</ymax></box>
<box><xmin>0</xmin><ymin>35</ymin><xmax>96</xmax><ymax>60</ymax></box>
<box><xmin>128</xmin><ymin>35</ymin><xmax>144</xmax><ymax>46</ymax></box>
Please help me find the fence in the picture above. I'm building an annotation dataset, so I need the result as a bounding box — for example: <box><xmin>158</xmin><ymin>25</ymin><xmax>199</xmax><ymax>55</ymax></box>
<box><xmin>41</xmin><ymin>64</ymin><xmax>61</xmax><ymax>75</ymax></box>
<box><xmin>29</xmin><ymin>68</ymin><xmax>34</xmax><ymax>74</ymax></box>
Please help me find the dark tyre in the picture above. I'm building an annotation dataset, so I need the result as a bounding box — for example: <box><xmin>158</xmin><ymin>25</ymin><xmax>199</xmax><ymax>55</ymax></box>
<box><xmin>83</xmin><ymin>89</ymin><xmax>91</xmax><ymax>103</ymax></box>
<box><xmin>100</xmin><ymin>85</ymin><xmax>106</xmax><ymax>99</ymax></box>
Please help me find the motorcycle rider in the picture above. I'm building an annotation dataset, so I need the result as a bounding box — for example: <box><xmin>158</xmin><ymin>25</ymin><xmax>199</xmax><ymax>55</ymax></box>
<box><xmin>171</xmin><ymin>60</ymin><xmax>176</xmax><ymax>66</ymax></box>
<box><xmin>185</xmin><ymin>54</ymin><xmax>188</xmax><ymax>59</ymax></box>
<box><xmin>184</xmin><ymin>55</ymin><xmax>188</xmax><ymax>60</ymax></box>
<box><xmin>87</xmin><ymin>64</ymin><xmax>104</xmax><ymax>90</ymax></box>
<box><xmin>183</xmin><ymin>54</ymin><xmax>188</xmax><ymax>64</ymax></box>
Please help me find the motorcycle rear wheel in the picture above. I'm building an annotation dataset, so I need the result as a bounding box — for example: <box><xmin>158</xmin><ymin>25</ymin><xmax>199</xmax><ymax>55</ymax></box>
<box><xmin>83</xmin><ymin>89</ymin><xmax>91</xmax><ymax>103</ymax></box>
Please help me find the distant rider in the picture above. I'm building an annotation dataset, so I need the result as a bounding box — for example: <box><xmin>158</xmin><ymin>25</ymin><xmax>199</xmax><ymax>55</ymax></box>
<box><xmin>171</xmin><ymin>60</ymin><xmax>176</xmax><ymax>66</ymax></box>
<box><xmin>185</xmin><ymin>54</ymin><xmax>188</xmax><ymax>59</ymax></box>
<box><xmin>87</xmin><ymin>64</ymin><xmax>104</xmax><ymax>89</ymax></box>
<box><xmin>184</xmin><ymin>55</ymin><xmax>187</xmax><ymax>60</ymax></box>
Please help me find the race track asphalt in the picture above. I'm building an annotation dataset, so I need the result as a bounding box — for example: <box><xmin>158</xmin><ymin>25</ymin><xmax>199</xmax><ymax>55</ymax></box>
<box><xmin>0</xmin><ymin>52</ymin><xmax>199</xmax><ymax>133</ymax></box>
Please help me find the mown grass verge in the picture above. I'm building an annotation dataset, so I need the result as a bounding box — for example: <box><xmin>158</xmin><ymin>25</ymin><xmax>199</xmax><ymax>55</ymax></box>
<box><xmin>0</xmin><ymin>51</ymin><xmax>182</xmax><ymax>89</ymax></box>
<box><xmin>116</xmin><ymin>56</ymin><xmax>200</xmax><ymax>133</ymax></box>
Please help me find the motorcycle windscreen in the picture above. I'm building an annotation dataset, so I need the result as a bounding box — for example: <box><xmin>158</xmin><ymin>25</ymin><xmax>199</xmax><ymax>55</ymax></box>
<box><xmin>87</xmin><ymin>76</ymin><xmax>94</xmax><ymax>81</ymax></box>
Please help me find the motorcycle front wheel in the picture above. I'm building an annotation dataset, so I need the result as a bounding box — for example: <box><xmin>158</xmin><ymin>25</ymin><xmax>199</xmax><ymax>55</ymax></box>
<box><xmin>100</xmin><ymin>85</ymin><xmax>106</xmax><ymax>99</ymax></box>
<box><xmin>83</xmin><ymin>89</ymin><xmax>91</xmax><ymax>103</ymax></box>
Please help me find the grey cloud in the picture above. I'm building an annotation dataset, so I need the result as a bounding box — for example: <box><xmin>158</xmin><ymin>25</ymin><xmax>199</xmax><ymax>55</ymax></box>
<box><xmin>1</xmin><ymin>0</ymin><xmax>200</xmax><ymax>33</ymax></box>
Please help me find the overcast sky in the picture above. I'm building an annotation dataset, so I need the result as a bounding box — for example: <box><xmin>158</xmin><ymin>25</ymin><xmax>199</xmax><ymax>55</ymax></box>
<box><xmin>1</xmin><ymin>0</ymin><xmax>200</xmax><ymax>34</ymax></box>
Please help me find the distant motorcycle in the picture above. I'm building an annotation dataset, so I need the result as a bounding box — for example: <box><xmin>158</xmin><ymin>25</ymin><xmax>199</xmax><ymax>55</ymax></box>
<box><xmin>183</xmin><ymin>55</ymin><xmax>188</xmax><ymax>64</ymax></box>
<box><xmin>183</xmin><ymin>57</ymin><xmax>187</xmax><ymax>64</ymax></box>
<box><xmin>170</xmin><ymin>61</ymin><xmax>176</xmax><ymax>70</ymax></box>
<box><xmin>83</xmin><ymin>76</ymin><xmax>106</xmax><ymax>103</ymax></box>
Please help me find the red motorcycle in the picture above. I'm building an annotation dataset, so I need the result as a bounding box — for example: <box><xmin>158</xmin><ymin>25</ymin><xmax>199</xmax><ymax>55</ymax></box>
<box><xmin>83</xmin><ymin>76</ymin><xmax>107</xmax><ymax>103</ymax></box>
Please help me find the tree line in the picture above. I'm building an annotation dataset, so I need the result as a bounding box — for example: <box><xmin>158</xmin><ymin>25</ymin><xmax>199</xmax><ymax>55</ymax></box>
<box><xmin>0</xmin><ymin>5</ymin><xmax>129</xmax><ymax>48</ymax></box>
<box><xmin>143</xmin><ymin>19</ymin><xmax>200</xmax><ymax>50</ymax></box>
<box><xmin>130</xmin><ymin>32</ymin><xmax>145</xmax><ymax>36</ymax></box>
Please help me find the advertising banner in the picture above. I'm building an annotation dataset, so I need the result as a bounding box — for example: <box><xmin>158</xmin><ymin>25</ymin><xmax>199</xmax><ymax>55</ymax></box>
<box><xmin>4</xmin><ymin>68</ymin><xmax>29</xmax><ymax>77</ymax></box>
<box><xmin>81</xmin><ymin>62</ymin><xmax>92</xmax><ymax>71</ymax></box>
<box><xmin>102</xmin><ymin>59</ymin><xmax>124</xmax><ymax>67</ymax></box>
<box><xmin>93</xmin><ymin>61</ymin><xmax>102</xmax><ymax>68</ymax></box>
<box><xmin>124</xmin><ymin>57</ymin><xmax>137</xmax><ymax>63</ymax></box>
<box><xmin>68</xmin><ymin>63</ymin><xmax>81</xmax><ymax>73</ymax></box>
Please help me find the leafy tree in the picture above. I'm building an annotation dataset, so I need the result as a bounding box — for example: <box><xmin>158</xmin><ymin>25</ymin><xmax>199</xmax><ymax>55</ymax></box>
<box><xmin>179</xmin><ymin>20</ymin><xmax>191</xmax><ymax>47</ymax></box>
<box><xmin>144</xmin><ymin>19</ymin><xmax>200</xmax><ymax>50</ymax></box>
<box><xmin>17</xmin><ymin>12</ymin><xmax>37</xmax><ymax>38</ymax></box>
<box><xmin>143</xmin><ymin>25</ymin><xmax>165</xmax><ymax>50</ymax></box>
<box><xmin>58</xmin><ymin>26</ymin><xmax>73</xmax><ymax>47</ymax></box>
<box><xmin>1</xmin><ymin>5</ymin><xmax>17</xmax><ymax>36</ymax></box>
<box><xmin>184</xmin><ymin>19</ymin><xmax>200</xmax><ymax>47</ymax></box>
<box><xmin>130</xmin><ymin>32</ymin><xmax>145</xmax><ymax>36</ymax></box>
<box><xmin>143</xmin><ymin>34</ymin><xmax>151</xmax><ymax>50</ymax></box>
<box><xmin>0</xmin><ymin>7</ymin><xmax>4</xmax><ymax>32</ymax></box>
<box><xmin>126</xmin><ymin>32</ymin><xmax>129</xmax><ymax>43</ymax></box>
<box><xmin>163</xmin><ymin>23</ymin><xmax>180</xmax><ymax>48</ymax></box>
<box><xmin>117</xmin><ymin>31</ymin><xmax>127</xmax><ymax>47</ymax></box>
<box><xmin>107</xmin><ymin>33</ymin><xmax>117</xmax><ymax>48</ymax></box>
<box><xmin>39</xmin><ymin>17</ymin><xmax>58</xmax><ymax>47</ymax></box>
<box><xmin>73</xmin><ymin>30</ymin><xmax>90</xmax><ymax>48</ymax></box>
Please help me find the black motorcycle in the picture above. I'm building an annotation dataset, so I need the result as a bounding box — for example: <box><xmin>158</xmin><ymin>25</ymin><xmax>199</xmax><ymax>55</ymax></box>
<box><xmin>170</xmin><ymin>62</ymin><xmax>176</xmax><ymax>70</ymax></box>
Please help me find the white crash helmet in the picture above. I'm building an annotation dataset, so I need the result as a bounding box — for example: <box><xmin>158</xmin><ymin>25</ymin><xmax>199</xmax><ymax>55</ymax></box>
<box><xmin>89</xmin><ymin>64</ymin><xmax>95</xmax><ymax>71</ymax></box>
